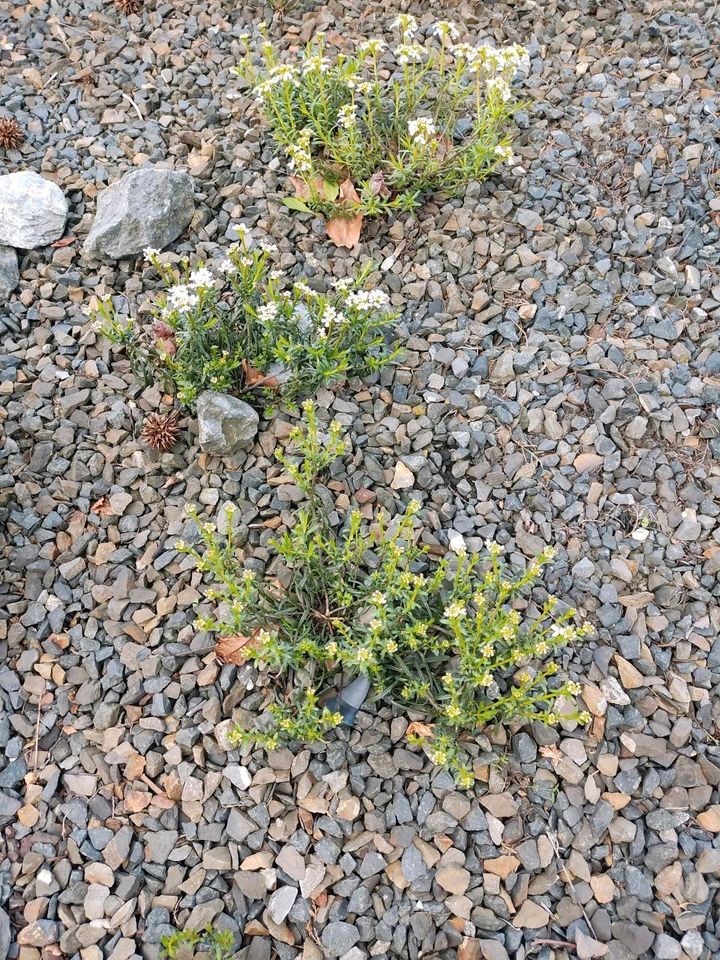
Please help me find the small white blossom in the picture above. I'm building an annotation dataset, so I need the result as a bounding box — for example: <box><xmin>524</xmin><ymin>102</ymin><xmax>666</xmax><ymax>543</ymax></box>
<box><xmin>338</xmin><ymin>103</ymin><xmax>356</xmax><ymax>130</ymax></box>
<box><xmin>345</xmin><ymin>289</ymin><xmax>390</xmax><ymax>311</ymax></box>
<box><xmin>443</xmin><ymin>601</ymin><xmax>467</xmax><ymax>620</ymax></box>
<box><xmin>219</xmin><ymin>257</ymin><xmax>238</xmax><ymax>274</ymax></box>
<box><xmin>395</xmin><ymin>42</ymin><xmax>424</xmax><ymax>65</ymax></box>
<box><xmin>392</xmin><ymin>14</ymin><xmax>418</xmax><ymax>36</ymax></box>
<box><xmin>408</xmin><ymin>116</ymin><xmax>437</xmax><ymax>144</ymax></box>
<box><xmin>486</xmin><ymin>75</ymin><xmax>512</xmax><ymax>101</ymax></box>
<box><xmin>432</xmin><ymin>21</ymin><xmax>459</xmax><ymax>41</ymax></box>
<box><xmin>358</xmin><ymin>38</ymin><xmax>386</xmax><ymax>56</ymax></box>
<box><xmin>189</xmin><ymin>267</ymin><xmax>214</xmax><ymax>290</ymax></box>
<box><xmin>165</xmin><ymin>284</ymin><xmax>199</xmax><ymax>313</ymax></box>
<box><xmin>495</xmin><ymin>144</ymin><xmax>513</xmax><ymax>162</ymax></box>
<box><xmin>257</xmin><ymin>302</ymin><xmax>279</xmax><ymax>323</ymax></box>
<box><xmin>143</xmin><ymin>247</ymin><xmax>160</xmax><ymax>259</ymax></box>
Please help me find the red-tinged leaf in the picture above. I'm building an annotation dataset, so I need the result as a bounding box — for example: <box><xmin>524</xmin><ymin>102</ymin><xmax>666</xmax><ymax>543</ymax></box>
<box><xmin>215</xmin><ymin>632</ymin><xmax>259</xmax><ymax>665</ymax></box>
<box><xmin>51</xmin><ymin>236</ymin><xmax>77</xmax><ymax>248</ymax></box>
<box><xmin>90</xmin><ymin>496</ymin><xmax>114</xmax><ymax>517</ymax></box>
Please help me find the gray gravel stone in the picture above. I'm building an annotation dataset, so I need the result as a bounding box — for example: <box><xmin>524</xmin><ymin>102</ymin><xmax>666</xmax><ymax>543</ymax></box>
<box><xmin>84</xmin><ymin>166</ymin><xmax>195</xmax><ymax>260</ymax></box>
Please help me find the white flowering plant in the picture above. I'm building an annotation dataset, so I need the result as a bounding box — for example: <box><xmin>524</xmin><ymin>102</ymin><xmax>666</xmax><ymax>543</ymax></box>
<box><xmin>235</xmin><ymin>19</ymin><xmax>528</xmax><ymax>242</ymax></box>
<box><xmin>179</xmin><ymin>404</ymin><xmax>591</xmax><ymax>787</ymax></box>
<box><xmin>93</xmin><ymin>232</ymin><xmax>400</xmax><ymax>410</ymax></box>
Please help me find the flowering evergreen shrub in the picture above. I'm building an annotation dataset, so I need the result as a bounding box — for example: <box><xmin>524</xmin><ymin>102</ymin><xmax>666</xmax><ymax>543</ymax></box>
<box><xmin>93</xmin><ymin>229</ymin><xmax>399</xmax><ymax>409</ymax></box>
<box><xmin>235</xmin><ymin>17</ymin><xmax>528</xmax><ymax>242</ymax></box>
<box><xmin>179</xmin><ymin>404</ymin><xmax>591</xmax><ymax>787</ymax></box>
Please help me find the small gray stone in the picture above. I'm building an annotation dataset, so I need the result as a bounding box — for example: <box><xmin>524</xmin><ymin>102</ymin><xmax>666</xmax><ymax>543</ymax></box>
<box><xmin>84</xmin><ymin>166</ymin><xmax>195</xmax><ymax>260</ymax></box>
<box><xmin>653</xmin><ymin>933</ymin><xmax>681</xmax><ymax>959</ymax></box>
<box><xmin>0</xmin><ymin>246</ymin><xmax>19</xmax><ymax>302</ymax></box>
<box><xmin>197</xmin><ymin>391</ymin><xmax>259</xmax><ymax>456</ymax></box>
<box><xmin>321</xmin><ymin>922</ymin><xmax>360</xmax><ymax>957</ymax></box>
<box><xmin>0</xmin><ymin>908</ymin><xmax>10</xmax><ymax>960</ymax></box>
<box><xmin>267</xmin><ymin>886</ymin><xmax>297</xmax><ymax>924</ymax></box>
<box><xmin>0</xmin><ymin>171</ymin><xmax>68</xmax><ymax>248</ymax></box>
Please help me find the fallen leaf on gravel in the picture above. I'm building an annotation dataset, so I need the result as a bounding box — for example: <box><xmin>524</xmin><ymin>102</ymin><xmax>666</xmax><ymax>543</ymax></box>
<box><xmin>90</xmin><ymin>496</ymin><xmax>114</xmax><ymax>516</ymax></box>
<box><xmin>406</xmin><ymin>721</ymin><xmax>434</xmax><ymax>740</ymax></box>
<box><xmin>215</xmin><ymin>632</ymin><xmax>259</xmax><ymax>665</ymax></box>
<box><xmin>326</xmin><ymin>179</ymin><xmax>363</xmax><ymax>248</ymax></box>
<box><xmin>51</xmin><ymin>235</ymin><xmax>77</xmax><ymax>247</ymax></box>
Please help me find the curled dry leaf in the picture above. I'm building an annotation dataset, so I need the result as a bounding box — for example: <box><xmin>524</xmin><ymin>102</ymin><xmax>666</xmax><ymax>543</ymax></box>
<box><xmin>368</xmin><ymin>170</ymin><xmax>391</xmax><ymax>198</ymax></box>
<box><xmin>215</xmin><ymin>631</ymin><xmax>259</xmax><ymax>665</ymax></box>
<box><xmin>241</xmin><ymin>358</ymin><xmax>280</xmax><ymax>391</ymax></box>
<box><xmin>326</xmin><ymin>179</ymin><xmax>363</xmax><ymax>248</ymax></box>
<box><xmin>406</xmin><ymin>720</ymin><xmax>434</xmax><ymax>740</ymax></box>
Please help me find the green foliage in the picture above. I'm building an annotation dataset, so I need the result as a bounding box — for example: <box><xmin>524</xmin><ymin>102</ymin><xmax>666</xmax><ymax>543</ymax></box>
<box><xmin>160</xmin><ymin>927</ymin><xmax>234</xmax><ymax>960</ymax></box>
<box><xmin>93</xmin><ymin>234</ymin><xmax>400</xmax><ymax>410</ymax></box>
<box><xmin>179</xmin><ymin>405</ymin><xmax>591</xmax><ymax>787</ymax></box>
<box><xmin>235</xmin><ymin>19</ymin><xmax>528</xmax><ymax>223</ymax></box>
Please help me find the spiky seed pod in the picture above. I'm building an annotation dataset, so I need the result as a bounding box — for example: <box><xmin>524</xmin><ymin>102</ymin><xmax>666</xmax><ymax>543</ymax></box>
<box><xmin>114</xmin><ymin>0</ymin><xmax>142</xmax><ymax>13</ymax></box>
<box><xmin>140</xmin><ymin>410</ymin><xmax>181</xmax><ymax>451</ymax></box>
<box><xmin>0</xmin><ymin>118</ymin><xmax>24</xmax><ymax>151</ymax></box>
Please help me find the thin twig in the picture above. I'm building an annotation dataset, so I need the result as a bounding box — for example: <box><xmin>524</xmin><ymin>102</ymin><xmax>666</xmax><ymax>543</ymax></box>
<box><xmin>32</xmin><ymin>682</ymin><xmax>46</xmax><ymax>773</ymax></box>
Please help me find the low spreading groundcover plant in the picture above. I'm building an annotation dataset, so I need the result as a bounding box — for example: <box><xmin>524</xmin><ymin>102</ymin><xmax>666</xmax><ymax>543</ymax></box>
<box><xmin>235</xmin><ymin>17</ymin><xmax>529</xmax><ymax>245</ymax></box>
<box><xmin>93</xmin><ymin>229</ymin><xmax>399</xmax><ymax>409</ymax></box>
<box><xmin>178</xmin><ymin>404</ymin><xmax>591</xmax><ymax>787</ymax></box>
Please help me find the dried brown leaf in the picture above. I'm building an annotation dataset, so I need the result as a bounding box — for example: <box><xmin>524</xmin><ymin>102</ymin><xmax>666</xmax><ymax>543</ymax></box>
<box><xmin>241</xmin><ymin>358</ymin><xmax>280</xmax><ymax>391</ymax></box>
<box><xmin>325</xmin><ymin>179</ymin><xmax>363</xmax><ymax>248</ymax></box>
<box><xmin>406</xmin><ymin>721</ymin><xmax>434</xmax><ymax>740</ymax></box>
<box><xmin>215</xmin><ymin>632</ymin><xmax>258</xmax><ymax>665</ymax></box>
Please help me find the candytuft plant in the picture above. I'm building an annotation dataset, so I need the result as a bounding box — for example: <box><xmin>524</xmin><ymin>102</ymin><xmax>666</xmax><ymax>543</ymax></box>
<box><xmin>235</xmin><ymin>18</ymin><xmax>528</xmax><ymax>246</ymax></box>
<box><xmin>178</xmin><ymin>404</ymin><xmax>591</xmax><ymax>787</ymax></box>
<box><xmin>93</xmin><ymin>231</ymin><xmax>400</xmax><ymax>409</ymax></box>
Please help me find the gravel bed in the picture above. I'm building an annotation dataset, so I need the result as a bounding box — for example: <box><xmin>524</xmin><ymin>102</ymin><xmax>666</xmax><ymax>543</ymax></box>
<box><xmin>1</xmin><ymin>0</ymin><xmax>720</xmax><ymax>959</ymax></box>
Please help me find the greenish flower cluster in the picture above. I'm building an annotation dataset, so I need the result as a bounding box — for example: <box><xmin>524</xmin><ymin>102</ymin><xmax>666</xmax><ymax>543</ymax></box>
<box><xmin>235</xmin><ymin>19</ymin><xmax>528</xmax><ymax>224</ymax></box>
<box><xmin>178</xmin><ymin>403</ymin><xmax>592</xmax><ymax>787</ymax></box>
<box><xmin>92</xmin><ymin>231</ymin><xmax>400</xmax><ymax>410</ymax></box>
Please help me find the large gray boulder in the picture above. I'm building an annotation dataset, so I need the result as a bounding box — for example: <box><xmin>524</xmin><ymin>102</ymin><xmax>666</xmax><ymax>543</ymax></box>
<box><xmin>84</xmin><ymin>167</ymin><xmax>195</xmax><ymax>260</ymax></box>
<box><xmin>0</xmin><ymin>171</ymin><xmax>68</xmax><ymax>249</ymax></box>
<box><xmin>0</xmin><ymin>246</ymin><xmax>19</xmax><ymax>303</ymax></box>
<box><xmin>197</xmin><ymin>391</ymin><xmax>259</xmax><ymax>456</ymax></box>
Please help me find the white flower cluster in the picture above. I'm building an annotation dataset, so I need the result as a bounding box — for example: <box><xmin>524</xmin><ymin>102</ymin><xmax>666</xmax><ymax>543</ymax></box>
<box><xmin>338</xmin><ymin>103</ymin><xmax>356</xmax><ymax>130</ymax></box>
<box><xmin>495</xmin><ymin>144</ymin><xmax>513</xmax><ymax>162</ymax></box>
<box><xmin>257</xmin><ymin>302</ymin><xmax>279</xmax><ymax>323</ymax></box>
<box><xmin>456</xmin><ymin>42</ymin><xmax>530</xmax><ymax>77</ymax></box>
<box><xmin>316</xmin><ymin>303</ymin><xmax>346</xmax><ymax>339</ymax></box>
<box><xmin>408</xmin><ymin>117</ymin><xmax>437</xmax><ymax>145</ymax></box>
<box><xmin>287</xmin><ymin>128</ymin><xmax>313</xmax><ymax>174</ymax></box>
<box><xmin>392</xmin><ymin>14</ymin><xmax>418</xmax><ymax>36</ymax></box>
<box><xmin>256</xmin><ymin>63</ymin><xmax>298</xmax><ymax>98</ymax></box>
<box><xmin>165</xmin><ymin>285</ymin><xmax>199</xmax><ymax>313</ymax></box>
<box><xmin>302</xmin><ymin>55</ymin><xmax>330</xmax><ymax>75</ymax></box>
<box><xmin>189</xmin><ymin>267</ymin><xmax>214</xmax><ymax>290</ymax></box>
<box><xmin>358</xmin><ymin>38</ymin><xmax>386</xmax><ymax>57</ymax></box>
<box><xmin>486</xmin><ymin>75</ymin><xmax>512</xmax><ymax>101</ymax></box>
<box><xmin>432</xmin><ymin>21</ymin><xmax>459</xmax><ymax>41</ymax></box>
<box><xmin>345</xmin><ymin>289</ymin><xmax>390</xmax><ymax>311</ymax></box>
<box><xmin>395</xmin><ymin>42</ymin><xmax>424</xmax><ymax>65</ymax></box>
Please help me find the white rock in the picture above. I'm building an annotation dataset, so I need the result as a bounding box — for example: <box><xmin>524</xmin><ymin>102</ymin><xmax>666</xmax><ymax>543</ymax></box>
<box><xmin>0</xmin><ymin>171</ymin><xmax>68</xmax><ymax>249</ymax></box>
<box><xmin>197</xmin><ymin>391</ymin><xmax>259</xmax><ymax>456</ymax></box>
